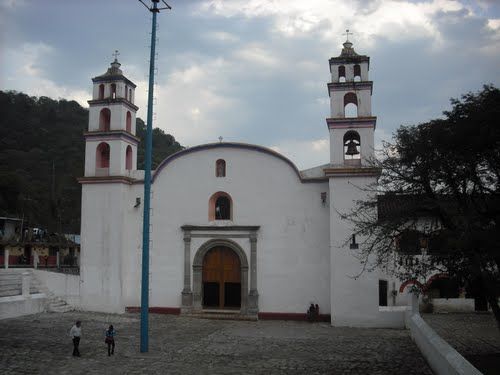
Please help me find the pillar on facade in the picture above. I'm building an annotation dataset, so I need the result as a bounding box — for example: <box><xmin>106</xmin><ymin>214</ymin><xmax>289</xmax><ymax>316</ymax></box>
<box><xmin>4</xmin><ymin>249</ymin><xmax>9</xmax><ymax>269</ymax></box>
<box><xmin>248</xmin><ymin>233</ymin><xmax>259</xmax><ymax>314</ymax></box>
<box><xmin>181</xmin><ymin>231</ymin><xmax>193</xmax><ymax>311</ymax></box>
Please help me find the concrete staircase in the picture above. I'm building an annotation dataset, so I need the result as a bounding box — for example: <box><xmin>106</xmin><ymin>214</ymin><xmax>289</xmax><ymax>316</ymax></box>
<box><xmin>0</xmin><ymin>269</ymin><xmax>39</xmax><ymax>297</ymax></box>
<box><xmin>30</xmin><ymin>272</ymin><xmax>74</xmax><ymax>313</ymax></box>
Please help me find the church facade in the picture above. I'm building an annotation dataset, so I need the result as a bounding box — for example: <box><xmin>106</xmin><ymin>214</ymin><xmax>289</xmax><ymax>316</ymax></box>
<box><xmin>79</xmin><ymin>40</ymin><xmax>406</xmax><ymax>327</ymax></box>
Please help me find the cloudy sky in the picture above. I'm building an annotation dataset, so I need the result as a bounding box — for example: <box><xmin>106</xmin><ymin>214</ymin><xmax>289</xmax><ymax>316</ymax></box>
<box><xmin>1</xmin><ymin>0</ymin><xmax>499</xmax><ymax>169</ymax></box>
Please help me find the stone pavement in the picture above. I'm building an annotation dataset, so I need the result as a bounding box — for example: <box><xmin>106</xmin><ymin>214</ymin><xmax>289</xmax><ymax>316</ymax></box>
<box><xmin>0</xmin><ymin>311</ymin><xmax>432</xmax><ymax>375</ymax></box>
<box><xmin>424</xmin><ymin>313</ymin><xmax>500</xmax><ymax>374</ymax></box>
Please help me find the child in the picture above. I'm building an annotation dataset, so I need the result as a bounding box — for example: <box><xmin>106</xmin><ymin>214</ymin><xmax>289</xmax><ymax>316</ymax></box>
<box><xmin>104</xmin><ymin>325</ymin><xmax>116</xmax><ymax>356</ymax></box>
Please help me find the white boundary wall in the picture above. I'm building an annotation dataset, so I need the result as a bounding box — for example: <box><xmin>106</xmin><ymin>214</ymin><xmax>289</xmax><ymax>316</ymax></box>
<box><xmin>405</xmin><ymin>293</ymin><xmax>482</xmax><ymax>375</ymax></box>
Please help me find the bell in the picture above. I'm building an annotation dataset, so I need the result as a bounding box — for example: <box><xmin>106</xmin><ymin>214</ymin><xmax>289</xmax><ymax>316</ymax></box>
<box><xmin>345</xmin><ymin>140</ymin><xmax>360</xmax><ymax>155</ymax></box>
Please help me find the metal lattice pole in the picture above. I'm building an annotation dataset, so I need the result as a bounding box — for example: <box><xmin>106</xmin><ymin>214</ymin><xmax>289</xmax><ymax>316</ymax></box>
<box><xmin>138</xmin><ymin>0</ymin><xmax>171</xmax><ymax>353</ymax></box>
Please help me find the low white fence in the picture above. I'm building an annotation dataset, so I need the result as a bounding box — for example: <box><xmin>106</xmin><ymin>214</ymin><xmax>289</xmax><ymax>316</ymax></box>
<box><xmin>405</xmin><ymin>293</ymin><xmax>481</xmax><ymax>375</ymax></box>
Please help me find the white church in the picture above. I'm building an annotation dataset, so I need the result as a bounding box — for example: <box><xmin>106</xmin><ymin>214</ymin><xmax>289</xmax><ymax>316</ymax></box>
<box><xmin>78</xmin><ymin>39</ymin><xmax>408</xmax><ymax>328</ymax></box>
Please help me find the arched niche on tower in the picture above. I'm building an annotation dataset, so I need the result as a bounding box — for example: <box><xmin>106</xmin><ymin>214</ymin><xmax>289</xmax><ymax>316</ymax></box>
<box><xmin>126</xmin><ymin>111</ymin><xmax>132</xmax><ymax>133</ymax></box>
<box><xmin>125</xmin><ymin>145</ymin><xmax>133</xmax><ymax>170</ymax></box>
<box><xmin>99</xmin><ymin>108</ymin><xmax>111</xmax><ymax>131</ymax></box>
<box><xmin>95</xmin><ymin>142</ymin><xmax>110</xmax><ymax>175</ymax></box>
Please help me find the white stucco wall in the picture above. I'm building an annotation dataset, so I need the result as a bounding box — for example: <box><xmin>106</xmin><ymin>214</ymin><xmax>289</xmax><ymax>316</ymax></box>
<box><xmin>80</xmin><ymin>183</ymin><xmax>130</xmax><ymax>313</ymax></box>
<box><xmin>149</xmin><ymin>147</ymin><xmax>331</xmax><ymax>313</ymax></box>
<box><xmin>82</xmin><ymin>145</ymin><xmax>331</xmax><ymax>314</ymax></box>
<box><xmin>329</xmin><ymin>175</ymin><xmax>388</xmax><ymax>327</ymax></box>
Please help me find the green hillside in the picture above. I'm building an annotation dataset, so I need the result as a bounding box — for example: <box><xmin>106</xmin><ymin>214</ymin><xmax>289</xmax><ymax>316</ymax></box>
<box><xmin>0</xmin><ymin>91</ymin><xmax>183</xmax><ymax>233</ymax></box>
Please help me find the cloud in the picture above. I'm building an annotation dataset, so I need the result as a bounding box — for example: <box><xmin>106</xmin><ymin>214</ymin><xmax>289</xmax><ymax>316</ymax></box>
<box><xmin>269</xmin><ymin>138</ymin><xmax>330</xmax><ymax>169</ymax></box>
<box><xmin>2</xmin><ymin>42</ymin><xmax>89</xmax><ymax>106</ymax></box>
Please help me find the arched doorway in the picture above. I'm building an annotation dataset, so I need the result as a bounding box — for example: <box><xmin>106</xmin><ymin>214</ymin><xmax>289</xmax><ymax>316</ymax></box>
<box><xmin>202</xmin><ymin>247</ymin><xmax>241</xmax><ymax>309</ymax></box>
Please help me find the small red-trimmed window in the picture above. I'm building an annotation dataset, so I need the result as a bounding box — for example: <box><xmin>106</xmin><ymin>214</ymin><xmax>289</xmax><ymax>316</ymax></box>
<box><xmin>208</xmin><ymin>192</ymin><xmax>233</xmax><ymax>221</ymax></box>
<box><xmin>110</xmin><ymin>83</ymin><xmax>116</xmax><ymax>99</ymax></box>
<box><xmin>216</xmin><ymin>159</ymin><xmax>226</xmax><ymax>177</ymax></box>
<box><xmin>98</xmin><ymin>84</ymin><xmax>105</xmax><ymax>99</ymax></box>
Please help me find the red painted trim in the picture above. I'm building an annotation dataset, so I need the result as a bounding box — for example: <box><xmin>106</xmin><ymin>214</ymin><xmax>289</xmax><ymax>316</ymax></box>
<box><xmin>399</xmin><ymin>280</ymin><xmax>424</xmax><ymax>293</ymax></box>
<box><xmin>258</xmin><ymin>312</ymin><xmax>331</xmax><ymax>322</ymax></box>
<box><xmin>125</xmin><ymin>306</ymin><xmax>181</xmax><ymax>315</ymax></box>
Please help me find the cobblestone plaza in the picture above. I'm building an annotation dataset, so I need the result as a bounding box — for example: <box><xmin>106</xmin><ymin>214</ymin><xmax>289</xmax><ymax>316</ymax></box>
<box><xmin>0</xmin><ymin>311</ymin><xmax>433</xmax><ymax>375</ymax></box>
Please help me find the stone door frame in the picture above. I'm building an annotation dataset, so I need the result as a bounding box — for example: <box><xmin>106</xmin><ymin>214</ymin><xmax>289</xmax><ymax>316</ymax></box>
<box><xmin>180</xmin><ymin>225</ymin><xmax>260</xmax><ymax>315</ymax></box>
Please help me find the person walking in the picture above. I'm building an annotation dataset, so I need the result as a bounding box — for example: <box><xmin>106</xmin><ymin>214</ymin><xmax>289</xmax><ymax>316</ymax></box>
<box><xmin>105</xmin><ymin>325</ymin><xmax>116</xmax><ymax>356</ymax></box>
<box><xmin>69</xmin><ymin>320</ymin><xmax>82</xmax><ymax>356</ymax></box>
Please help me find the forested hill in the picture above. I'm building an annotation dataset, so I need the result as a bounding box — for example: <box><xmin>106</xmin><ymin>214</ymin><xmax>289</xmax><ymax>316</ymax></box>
<box><xmin>0</xmin><ymin>90</ymin><xmax>183</xmax><ymax>234</ymax></box>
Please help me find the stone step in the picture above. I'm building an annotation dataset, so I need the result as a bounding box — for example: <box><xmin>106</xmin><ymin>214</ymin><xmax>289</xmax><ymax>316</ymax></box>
<box><xmin>184</xmin><ymin>312</ymin><xmax>258</xmax><ymax>321</ymax></box>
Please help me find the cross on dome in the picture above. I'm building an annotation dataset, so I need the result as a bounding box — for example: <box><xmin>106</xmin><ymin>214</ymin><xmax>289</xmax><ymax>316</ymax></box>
<box><xmin>343</xmin><ymin>29</ymin><xmax>353</xmax><ymax>42</ymax></box>
<box><xmin>112</xmin><ymin>50</ymin><xmax>120</xmax><ymax>62</ymax></box>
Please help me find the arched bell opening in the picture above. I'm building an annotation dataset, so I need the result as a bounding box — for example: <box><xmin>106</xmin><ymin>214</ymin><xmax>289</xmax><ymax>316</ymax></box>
<box><xmin>338</xmin><ymin>65</ymin><xmax>346</xmax><ymax>83</ymax></box>
<box><xmin>353</xmin><ymin>64</ymin><xmax>361</xmax><ymax>82</ymax></box>
<box><xmin>344</xmin><ymin>92</ymin><xmax>358</xmax><ymax>118</ymax></box>
<box><xmin>343</xmin><ymin>130</ymin><xmax>361</xmax><ymax>164</ymax></box>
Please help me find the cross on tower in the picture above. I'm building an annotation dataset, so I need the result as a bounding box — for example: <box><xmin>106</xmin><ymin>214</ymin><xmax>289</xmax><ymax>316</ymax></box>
<box><xmin>112</xmin><ymin>50</ymin><xmax>120</xmax><ymax>61</ymax></box>
<box><xmin>343</xmin><ymin>29</ymin><xmax>353</xmax><ymax>41</ymax></box>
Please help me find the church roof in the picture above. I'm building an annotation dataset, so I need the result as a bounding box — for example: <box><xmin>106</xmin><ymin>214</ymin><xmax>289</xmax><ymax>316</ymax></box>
<box><xmin>152</xmin><ymin>142</ymin><xmax>328</xmax><ymax>183</ymax></box>
<box><xmin>92</xmin><ymin>59</ymin><xmax>137</xmax><ymax>88</ymax></box>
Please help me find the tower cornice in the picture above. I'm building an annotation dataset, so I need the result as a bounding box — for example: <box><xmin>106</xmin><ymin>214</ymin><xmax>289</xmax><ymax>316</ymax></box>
<box><xmin>84</xmin><ymin>130</ymin><xmax>140</xmax><ymax>144</ymax></box>
<box><xmin>92</xmin><ymin>75</ymin><xmax>137</xmax><ymax>89</ymax></box>
<box><xmin>326</xmin><ymin>116</ymin><xmax>377</xmax><ymax>130</ymax></box>
<box><xmin>88</xmin><ymin>98</ymin><xmax>139</xmax><ymax>111</ymax></box>
<box><xmin>323</xmin><ymin>166</ymin><xmax>381</xmax><ymax>178</ymax></box>
<box><xmin>328</xmin><ymin>81</ymin><xmax>373</xmax><ymax>96</ymax></box>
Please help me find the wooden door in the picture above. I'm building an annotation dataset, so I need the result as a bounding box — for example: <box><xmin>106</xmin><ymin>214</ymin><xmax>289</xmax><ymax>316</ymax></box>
<box><xmin>202</xmin><ymin>247</ymin><xmax>241</xmax><ymax>308</ymax></box>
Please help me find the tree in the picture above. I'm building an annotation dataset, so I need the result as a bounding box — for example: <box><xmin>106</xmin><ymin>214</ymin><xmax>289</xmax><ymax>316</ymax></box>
<box><xmin>347</xmin><ymin>85</ymin><xmax>500</xmax><ymax>328</ymax></box>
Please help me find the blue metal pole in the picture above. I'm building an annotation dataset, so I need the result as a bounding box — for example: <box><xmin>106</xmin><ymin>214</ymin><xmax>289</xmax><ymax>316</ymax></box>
<box><xmin>140</xmin><ymin>0</ymin><xmax>159</xmax><ymax>353</ymax></box>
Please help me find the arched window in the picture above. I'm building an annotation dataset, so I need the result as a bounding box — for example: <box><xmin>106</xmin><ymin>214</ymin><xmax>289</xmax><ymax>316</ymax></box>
<box><xmin>344</xmin><ymin>92</ymin><xmax>358</xmax><ymax>118</ymax></box>
<box><xmin>110</xmin><ymin>83</ymin><xmax>116</xmax><ymax>99</ymax></box>
<box><xmin>215</xmin><ymin>159</ymin><xmax>226</xmax><ymax>177</ymax></box>
<box><xmin>338</xmin><ymin>65</ymin><xmax>346</xmax><ymax>83</ymax></box>
<box><xmin>98</xmin><ymin>84</ymin><xmax>105</xmax><ymax>99</ymax></box>
<box><xmin>208</xmin><ymin>192</ymin><xmax>233</xmax><ymax>221</ymax></box>
<box><xmin>99</xmin><ymin>108</ymin><xmax>111</xmax><ymax>131</ymax></box>
<box><xmin>125</xmin><ymin>85</ymin><xmax>128</xmax><ymax>100</ymax></box>
<box><xmin>125</xmin><ymin>145</ymin><xmax>132</xmax><ymax>170</ymax></box>
<box><xmin>343</xmin><ymin>130</ymin><xmax>361</xmax><ymax>160</ymax></box>
<box><xmin>96</xmin><ymin>142</ymin><xmax>110</xmax><ymax>169</ymax></box>
<box><xmin>129</xmin><ymin>88</ymin><xmax>133</xmax><ymax>103</ymax></box>
<box><xmin>354</xmin><ymin>64</ymin><xmax>361</xmax><ymax>82</ymax></box>
<box><xmin>126</xmin><ymin>111</ymin><xmax>132</xmax><ymax>133</ymax></box>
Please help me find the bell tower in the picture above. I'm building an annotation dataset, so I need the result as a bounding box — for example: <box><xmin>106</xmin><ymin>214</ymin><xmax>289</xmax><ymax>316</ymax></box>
<box><xmin>326</xmin><ymin>33</ymin><xmax>376</xmax><ymax>167</ymax></box>
<box><xmin>84</xmin><ymin>53</ymin><xmax>140</xmax><ymax>178</ymax></box>
<box><xmin>325</xmin><ymin>35</ymin><xmax>384</xmax><ymax>327</ymax></box>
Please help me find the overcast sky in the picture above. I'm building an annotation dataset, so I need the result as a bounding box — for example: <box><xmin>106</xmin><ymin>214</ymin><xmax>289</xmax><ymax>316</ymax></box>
<box><xmin>1</xmin><ymin>0</ymin><xmax>499</xmax><ymax>169</ymax></box>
